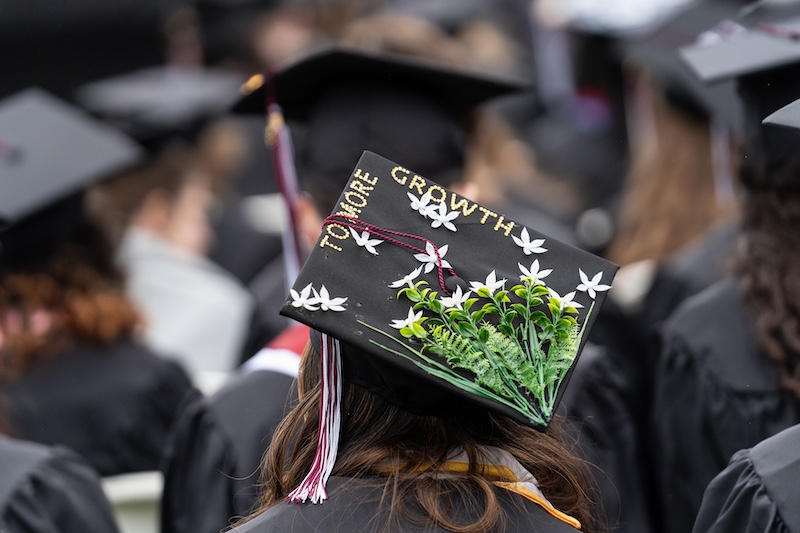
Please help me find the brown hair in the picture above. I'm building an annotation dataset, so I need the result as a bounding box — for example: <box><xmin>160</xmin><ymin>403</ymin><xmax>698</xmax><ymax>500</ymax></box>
<box><xmin>253</xmin><ymin>343</ymin><xmax>597</xmax><ymax>533</ymax></box>
<box><xmin>88</xmin><ymin>144</ymin><xmax>200</xmax><ymax>248</ymax></box>
<box><xmin>0</xmin><ymin>215</ymin><xmax>142</xmax><ymax>380</ymax></box>
<box><xmin>606</xmin><ymin>73</ymin><xmax>737</xmax><ymax>266</ymax></box>
<box><xmin>733</xmin><ymin>154</ymin><xmax>800</xmax><ymax>397</ymax></box>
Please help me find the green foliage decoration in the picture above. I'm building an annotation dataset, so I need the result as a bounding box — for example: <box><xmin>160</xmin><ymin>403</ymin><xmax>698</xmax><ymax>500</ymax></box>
<box><xmin>359</xmin><ymin>274</ymin><xmax>594</xmax><ymax>427</ymax></box>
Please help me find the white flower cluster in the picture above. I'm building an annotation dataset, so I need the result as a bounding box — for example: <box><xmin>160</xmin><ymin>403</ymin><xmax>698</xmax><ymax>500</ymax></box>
<box><xmin>289</xmin><ymin>283</ymin><xmax>348</xmax><ymax>312</ymax></box>
<box><xmin>408</xmin><ymin>192</ymin><xmax>459</xmax><ymax>232</ymax></box>
<box><xmin>387</xmin><ymin>262</ymin><xmax>612</xmax><ymax>326</ymax></box>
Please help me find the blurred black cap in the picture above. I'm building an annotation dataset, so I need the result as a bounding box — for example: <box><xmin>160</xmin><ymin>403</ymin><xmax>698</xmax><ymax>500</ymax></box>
<box><xmin>621</xmin><ymin>0</ymin><xmax>745</xmax><ymax>132</ymax></box>
<box><xmin>76</xmin><ymin>66</ymin><xmax>244</xmax><ymax>152</ymax></box>
<box><xmin>0</xmin><ymin>88</ymin><xmax>144</xmax><ymax>229</ymax></box>
<box><xmin>763</xmin><ymin>95</ymin><xmax>800</xmax><ymax>129</ymax></box>
<box><xmin>679</xmin><ymin>3</ymin><xmax>800</xmax><ymax>172</ymax></box>
<box><xmin>0</xmin><ymin>88</ymin><xmax>144</xmax><ymax>264</ymax></box>
<box><xmin>234</xmin><ymin>46</ymin><xmax>528</xmax><ymax>210</ymax></box>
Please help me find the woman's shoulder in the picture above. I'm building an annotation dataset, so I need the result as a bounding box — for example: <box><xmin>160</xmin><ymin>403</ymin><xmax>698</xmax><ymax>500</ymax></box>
<box><xmin>0</xmin><ymin>436</ymin><xmax>120</xmax><ymax>533</ymax></box>
<box><xmin>659</xmin><ymin>278</ymin><xmax>780</xmax><ymax>392</ymax></box>
<box><xmin>231</xmin><ymin>477</ymin><xmax>581</xmax><ymax>533</ymax></box>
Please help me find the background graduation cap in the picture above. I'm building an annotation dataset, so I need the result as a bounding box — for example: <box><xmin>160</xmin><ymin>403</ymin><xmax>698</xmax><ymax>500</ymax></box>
<box><xmin>763</xmin><ymin>95</ymin><xmax>800</xmax><ymax>130</ymax></box>
<box><xmin>234</xmin><ymin>46</ymin><xmax>529</xmax><ymax>212</ymax></box>
<box><xmin>280</xmin><ymin>150</ymin><xmax>617</xmax><ymax>503</ymax></box>
<box><xmin>619</xmin><ymin>0</ymin><xmax>745</xmax><ymax>132</ymax></box>
<box><xmin>76</xmin><ymin>66</ymin><xmax>244</xmax><ymax>153</ymax></box>
<box><xmin>0</xmin><ymin>88</ymin><xmax>144</xmax><ymax>267</ymax></box>
<box><xmin>679</xmin><ymin>2</ymin><xmax>800</xmax><ymax>174</ymax></box>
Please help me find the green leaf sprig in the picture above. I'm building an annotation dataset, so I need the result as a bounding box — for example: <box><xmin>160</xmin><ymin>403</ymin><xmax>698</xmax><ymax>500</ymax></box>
<box><xmin>360</xmin><ymin>272</ymin><xmax>594</xmax><ymax>427</ymax></box>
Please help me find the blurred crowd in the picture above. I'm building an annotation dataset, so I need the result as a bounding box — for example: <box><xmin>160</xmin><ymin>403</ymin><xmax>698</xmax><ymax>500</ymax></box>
<box><xmin>2</xmin><ymin>0</ymin><xmax>800</xmax><ymax>532</ymax></box>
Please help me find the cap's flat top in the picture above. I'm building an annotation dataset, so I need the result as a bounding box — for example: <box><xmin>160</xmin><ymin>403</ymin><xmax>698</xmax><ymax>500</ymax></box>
<box><xmin>762</xmin><ymin>96</ymin><xmax>800</xmax><ymax>129</ymax></box>
<box><xmin>234</xmin><ymin>46</ymin><xmax>529</xmax><ymax>116</ymax></box>
<box><xmin>77</xmin><ymin>66</ymin><xmax>243</xmax><ymax>134</ymax></box>
<box><xmin>280</xmin><ymin>150</ymin><xmax>617</xmax><ymax>428</ymax></box>
<box><xmin>680</xmin><ymin>16</ymin><xmax>800</xmax><ymax>83</ymax></box>
<box><xmin>0</xmin><ymin>88</ymin><xmax>143</xmax><ymax>227</ymax></box>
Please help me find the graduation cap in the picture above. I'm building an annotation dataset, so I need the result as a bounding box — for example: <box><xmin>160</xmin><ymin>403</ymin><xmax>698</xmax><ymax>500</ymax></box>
<box><xmin>234</xmin><ymin>46</ymin><xmax>528</xmax><ymax>211</ymax></box>
<box><xmin>76</xmin><ymin>66</ymin><xmax>244</xmax><ymax>151</ymax></box>
<box><xmin>679</xmin><ymin>4</ymin><xmax>800</xmax><ymax>173</ymax></box>
<box><xmin>619</xmin><ymin>0</ymin><xmax>744</xmax><ymax>131</ymax></box>
<box><xmin>0</xmin><ymin>88</ymin><xmax>144</xmax><ymax>265</ymax></box>
<box><xmin>280</xmin><ymin>150</ymin><xmax>617</xmax><ymax>503</ymax></box>
<box><xmin>763</xmin><ymin>96</ymin><xmax>800</xmax><ymax>130</ymax></box>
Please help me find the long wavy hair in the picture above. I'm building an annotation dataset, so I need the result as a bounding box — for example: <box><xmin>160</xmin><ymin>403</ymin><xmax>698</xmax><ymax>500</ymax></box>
<box><xmin>0</xmin><ymin>208</ymin><xmax>142</xmax><ymax>380</ymax></box>
<box><xmin>733</xmin><ymin>153</ymin><xmax>800</xmax><ymax>397</ymax></box>
<box><xmin>252</xmin><ymin>342</ymin><xmax>598</xmax><ymax>533</ymax></box>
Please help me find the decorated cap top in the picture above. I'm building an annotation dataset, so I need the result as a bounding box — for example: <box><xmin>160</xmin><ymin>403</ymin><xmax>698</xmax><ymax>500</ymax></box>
<box><xmin>280</xmin><ymin>150</ymin><xmax>617</xmax><ymax>429</ymax></box>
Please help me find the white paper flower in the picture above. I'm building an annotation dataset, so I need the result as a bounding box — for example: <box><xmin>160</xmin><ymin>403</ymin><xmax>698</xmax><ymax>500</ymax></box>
<box><xmin>390</xmin><ymin>308</ymin><xmax>424</xmax><ymax>329</ymax></box>
<box><xmin>389</xmin><ymin>266</ymin><xmax>424</xmax><ymax>289</ymax></box>
<box><xmin>349</xmin><ymin>228</ymin><xmax>383</xmax><ymax>255</ymax></box>
<box><xmin>548</xmin><ymin>288</ymin><xmax>584</xmax><ymax>311</ymax></box>
<box><xmin>408</xmin><ymin>192</ymin><xmax>433</xmax><ymax>217</ymax></box>
<box><xmin>576</xmin><ymin>269</ymin><xmax>612</xmax><ymax>299</ymax></box>
<box><xmin>518</xmin><ymin>260</ymin><xmax>552</xmax><ymax>285</ymax></box>
<box><xmin>290</xmin><ymin>283</ymin><xmax>319</xmax><ymax>311</ymax></box>
<box><xmin>439</xmin><ymin>285</ymin><xmax>472</xmax><ymax>310</ymax></box>
<box><xmin>428</xmin><ymin>202</ymin><xmax>459</xmax><ymax>232</ymax></box>
<box><xmin>469</xmin><ymin>270</ymin><xmax>506</xmax><ymax>295</ymax></box>
<box><xmin>315</xmin><ymin>285</ymin><xmax>348</xmax><ymax>312</ymax></box>
<box><xmin>512</xmin><ymin>228</ymin><xmax>547</xmax><ymax>255</ymax></box>
<box><xmin>413</xmin><ymin>242</ymin><xmax>452</xmax><ymax>274</ymax></box>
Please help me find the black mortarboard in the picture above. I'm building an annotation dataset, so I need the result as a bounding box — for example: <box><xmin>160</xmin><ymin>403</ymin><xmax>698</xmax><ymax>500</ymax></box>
<box><xmin>0</xmin><ymin>88</ymin><xmax>144</xmax><ymax>264</ymax></box>
<box><xmin>281</xmin><ymin>150</ymin><xmax>617</xmax><ymax>429</ymax></box>
<box><xmin>234</xmin><ymin>47</ymin><xmax>527</xmax><ymax>209</ymax></box>
<box><xmin>679</xmin><ymin>4</ymin><xmax>800</xmax><ymax>173</ymax></box>
<box><xmin>76</xmin><ymin>66</ymin><xmax>244</xmax><ymax>151</ymax></box>
<box><xmin>620</xmin><ymin>0</ymin><xmax>744</xmax><ymax>131</ymax></box>
<box><xmin>763</xmin><ymin>96</ymin><xmax>800</xmax><ymax>130</ymax></box>
<box><xmin>280</xmin><ymin>151</ymin><xmax>617</xmax><ymax>503</ymax></box>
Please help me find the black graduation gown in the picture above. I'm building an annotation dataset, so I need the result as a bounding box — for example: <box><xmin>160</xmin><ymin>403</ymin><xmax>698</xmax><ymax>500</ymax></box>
<box><xmin>0</xmin><ymin>338</ymin><xmax>194</xmax><ymax>476</ymax></box>
<box><xmin>161</xmin><ymin>369</ymin><xmax>297</xmax><ymax>533</ymax></box>
<box><xmin>693</xmin><ymin>424</ymin><xmax>800</xmax><ymax>533</ymax></box>
<box><xmin>650</xmin><ymin>279</ymin><xmax>800</xmax><ymax>533</ymax></box>
<box><xmin>561</xmin><ymin>343</ymin><xmax>656</xmax><ymax>533</ymax></box>
<box><xmin>0</xmin><ymin>435</ymin><xmax>119</xmax><ymax>533</ymax></box>
<box><xmin>642</xmin><ymin>218</ymin><xmax>738</xmax><ymax>332</ymax></box>
<box><xmin>230</xmin><ymin>476</ymin><xmax>582</xmax><ymax>533</ymax></box>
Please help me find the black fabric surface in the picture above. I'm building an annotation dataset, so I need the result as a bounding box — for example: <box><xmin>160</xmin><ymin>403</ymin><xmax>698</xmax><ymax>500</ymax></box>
<box><xmin>161</xmin><ymin>369</ymin><xmax>297</xmax><ymax>533</ymax></box>
<box><xmin>693</xmin><ymin>423</ymin><xmax>800</xmax><ymax>533</ymax></box>
<box><xmin>649</xmin><ymin>279</ymin><xmax>800</xmax><ymax>533</ymax></box>
<box><xmin>0</xmin><ymin>435</ymin><xmax>120</xmax><ymax>533</ymax></box>
<box><xmin>562</xmin><ymin>343</ymin><xmax>655</xmax><ymax>533</ymax></box>
<box><xmin>231</xmin><ymin>476</ymin><xmax>581</xmax><ymax>533</ymax></box>
<box><xmin>0</xmin><ymin>338</ymin><xmax>194</xmax><ymax>476</ymax></box>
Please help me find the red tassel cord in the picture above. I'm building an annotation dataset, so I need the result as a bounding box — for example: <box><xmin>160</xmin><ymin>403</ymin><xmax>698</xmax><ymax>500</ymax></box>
<box><xmin>287</xmin><ymin>332</ymin><xmax>342</xmax><ymax>503</ymax></box>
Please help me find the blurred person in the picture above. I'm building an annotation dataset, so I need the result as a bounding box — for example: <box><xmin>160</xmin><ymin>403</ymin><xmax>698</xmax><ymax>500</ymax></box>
<box><xmin>558</xmin><ymin>3</ymin><xmax>746</xmax><ymax>532</ymax></box>
<box><xmin>232</xmin><ymin>150</ymin><xmax>618</xmax><ymax>532</ymax></box>
<box><xmin>649</xmin><ymin>8</ymin><xmax>800</xmax><ymax>533</ymax></box>
<box><xmin>0</xmin><ymin>433</ymin><xmax>121</xmax><ymax>533</ymax></box>
<box><xmin>338</xmin><ymin>11</ymin><xmax>581</xmax><ymax>232</ymax></box>
<box><xmin>0</xmin><ymin>398</ymin><xmax>120</xmax><ymax>533</ymax></box>
<box><xmin>79</xmin><ymin>66</ymin><xmax>257</xmax><ymax>385</ymax></box>
<box><xmin>160</xmin><ymin>46</ymin><xmax>529</xmax><ymax>533</ymax></box>
<box><xmin>0</xmin><ymin>89</ymin><xmax>194</xmax><ymax>476</ymax></box>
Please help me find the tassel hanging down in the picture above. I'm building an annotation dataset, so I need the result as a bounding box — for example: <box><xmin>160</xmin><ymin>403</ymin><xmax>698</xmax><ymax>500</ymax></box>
<box><xmin>287</xmin><ymin>332</ymin><xmax>342</xmax><ymax>503</ymax></box>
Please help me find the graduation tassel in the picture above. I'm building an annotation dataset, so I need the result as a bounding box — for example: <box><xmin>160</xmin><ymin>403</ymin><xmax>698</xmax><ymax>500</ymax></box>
<box><xmin>287</xmin><ymin>332</ymin><xmax>342</xmax><ymax>504</ymax></box>
<box><xmin>265</xmin><ymin>95</ymin><xmax>305</xmax><ymax>286</ymax></box>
